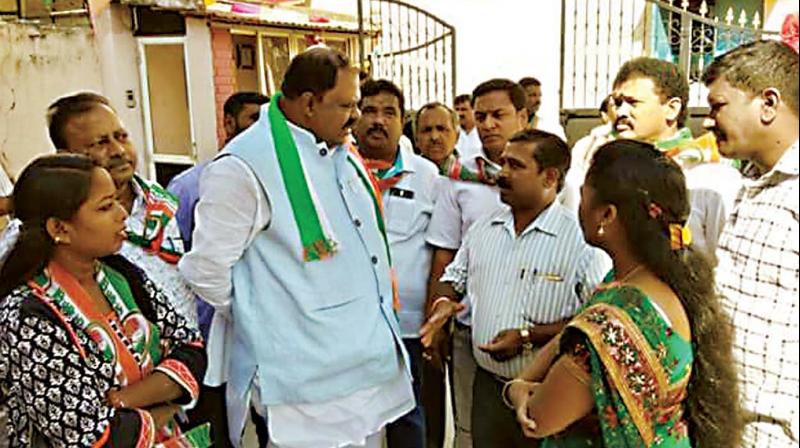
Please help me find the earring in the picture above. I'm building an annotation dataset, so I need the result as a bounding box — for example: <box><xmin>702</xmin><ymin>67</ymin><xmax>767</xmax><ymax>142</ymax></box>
<box><xmin>54</xmin><ymin>236</ymin><xmax>62</xmax><ymax>244</ymax></box>
<box><xmin>597</xmin><ymin>225</ymin><xmax>605</xmax><ymax>237</ymax></box>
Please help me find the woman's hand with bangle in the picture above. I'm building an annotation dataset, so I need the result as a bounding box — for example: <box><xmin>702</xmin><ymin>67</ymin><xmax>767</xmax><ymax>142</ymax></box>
<box><xmin>504</xmin><ymin>379</ymin><xmax>541</xmax><ymax>437</ymax></box>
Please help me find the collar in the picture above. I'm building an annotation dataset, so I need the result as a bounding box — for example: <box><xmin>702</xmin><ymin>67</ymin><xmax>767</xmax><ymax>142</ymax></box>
<box><xmin>655</xmin><ymin>127</ymin><xmax>694</xmax><ymax>151</ymax></box>
<box><xmin>129</xmin><ymin>174</ymin><xmax>146</xmax><ymax>215</ymax></box>
<box><xmin>397</xmin><ymin>143</ymin><xmax>417</xmax><ymax>174</ymax></box>
<box><xmin>773</xmin><ymin>140</ymin><xmax>800</xmax><ymax>176</ymax></box>
<box><xmin>744</xmin><ymin>140</ymin><xmax>800</xmax><ymax>181</ymax></box>
<box><xmin>490</xmin><ymin>201</ymin><xmax>561</xmax><ymax>238</ymax></box>
<box><xmin>284</xmin><ymin>118</ymin><xmax>335</xmax><ymax>157</ymax></box>
<box><xmin>463</xmin><ymin>148</ymin><xmax>501</xmax><ymax>170</ymax></box>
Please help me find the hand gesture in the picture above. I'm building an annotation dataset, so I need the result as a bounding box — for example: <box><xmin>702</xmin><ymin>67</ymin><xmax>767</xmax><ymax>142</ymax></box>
<box><xmin>477</xmin><ymin>328</ymin><xmax>524</xmax><ymax>362</ymax></box>
<box><xmin>420</xmin><ymin>299</ymin><xmax>464</xmax><ymax>348</ymax></box>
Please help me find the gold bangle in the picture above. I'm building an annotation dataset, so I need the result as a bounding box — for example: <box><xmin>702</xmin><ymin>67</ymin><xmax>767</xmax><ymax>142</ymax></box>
<box><xmin>501</xmin><ymin>378</ymin><xmax>527</xmax><ymax>409</ymax></box>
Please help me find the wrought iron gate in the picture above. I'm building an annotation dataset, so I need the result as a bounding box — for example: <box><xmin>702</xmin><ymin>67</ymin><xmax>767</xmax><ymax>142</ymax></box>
<box><xmin>357</xmin><ymin>0</ymin><xmax>456</xmax><ymax>111</ymax></box>
<box><xmin>560</xmin><ymin>0</ymin><xmax>778</xmax><ymax>112</ymax></box>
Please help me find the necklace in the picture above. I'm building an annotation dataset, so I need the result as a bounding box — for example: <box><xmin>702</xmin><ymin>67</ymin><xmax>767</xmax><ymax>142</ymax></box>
<box><xmin>615</xmin><ymin>265</ymin><xmax>644</xmax><ymax>284</ymax></box>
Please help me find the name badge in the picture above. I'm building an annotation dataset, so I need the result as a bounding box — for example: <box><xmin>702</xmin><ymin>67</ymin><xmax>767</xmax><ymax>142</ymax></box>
<box><xmin>389</xmin><ymin>188</ymin><xmax>415</xmax><ymax>200</ymax></box>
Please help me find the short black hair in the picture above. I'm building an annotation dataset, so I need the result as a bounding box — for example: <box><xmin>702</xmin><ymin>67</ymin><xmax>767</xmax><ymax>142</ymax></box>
<box><xmin>703</xmin><ymin>39</ymin><xmax>799</xmax><ymax>116</ymax></box>
<box><xmin>281</xmin><ymin>47</ymin><xmax>353</xmax><ymax>99</ymax></box>
<box><xmin>613</xmin><ymin>57</ymin><xmax>689</xmax><ymax>125</ymax></box>
<box><xmin>472</xmin><ymin>79</ymin><xmax>527</xmax><ymax>111</ymax></box>
<box><xmin>508</xmin><ymin>128</ymin><xmax>571</xmax><ymax>192</ymax></box>
<box><xmin>454</xmin><ymin>94</ymin><xmax>472</xmax><ymax>106</ymax></box>
<box><xmin>519</xmin><ymin>77</ymin><xmax>541</xmax><ymax>88</ymax></box>
<box><xmin>415</xmin><ymin>102</ymin><xmax>459</xmax><ymax>135</ymax></box>
<box><xmin>223</xmin><ymin>92</ymin><xmax>269</xmax><ymax>118</ymax></box>
<box><xmin>46</xmin><ymin>92</ymin><xmax>112</xmax><ymax>150</ymax></box>
<box><xmin>359</xmin><ymin>79</ymin><xmax>405</xmax><ymax>118</ymax></box>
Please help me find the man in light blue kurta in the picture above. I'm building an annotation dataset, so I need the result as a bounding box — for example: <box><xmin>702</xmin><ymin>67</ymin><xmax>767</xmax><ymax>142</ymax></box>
<box><xmin>179</xmin><ymin>48</ymin><xmax>414</xmax><ymax>448</ymax></box>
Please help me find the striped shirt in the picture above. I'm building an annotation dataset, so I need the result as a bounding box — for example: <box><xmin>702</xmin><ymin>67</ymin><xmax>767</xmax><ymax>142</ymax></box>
<box><xmin>441</xmin><ymin>202</ymin><xmax>611</xmax><ymax>378</ymax></box>
<box><xmin>716</xmin><ymin>141</ymin><xmax>799</xmax><ymax>446</ymax></box>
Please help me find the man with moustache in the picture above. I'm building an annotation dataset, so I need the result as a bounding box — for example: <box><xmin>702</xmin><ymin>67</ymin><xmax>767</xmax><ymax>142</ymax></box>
<box><xmin>0</xmin><ymin>92</ymin><xmax>196</xmax><ymax>324</ymax></box>
<box><xmin>180</xmin><ymin>48</ymin><xmax>414</xmax><ymax>448</ymax></box>
<box><xmin>610</xmin><ymin>57</ymin><xmax>742</xmax><ymax>258</ymax></box>
<box><xmin>354</xmin><ymin>79</ymin><xmax>439</xmax><ymax>448</ymax></box>
<box><xmin>416</xmin><ymin>102</ymin><xmax>460</xmax><ymax>169</ymax></box>
<box><xmin>424</xmin><ymin>79</ymin><xmax>529</xmax><ymax>448</ymax></box>
<box><xmin>704</xmin><ymin>39</ymin><xmax>799</xmax><ymax>447</ymax></box>
<box><xmin>454</xmin><ymin>94</ymin><xmax>481</xmax><ymax>159</ymax></box>
<box><xmin>421</xmin><ymin>129</ymin><xmax>609</xmax><ymax>447</ymax></box>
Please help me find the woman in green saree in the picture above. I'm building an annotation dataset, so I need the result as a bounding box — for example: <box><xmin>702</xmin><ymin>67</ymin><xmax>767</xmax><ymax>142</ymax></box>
<box><xmin>506</xmin><ymin>140</ymin><xmax>742</xmax><ymax>446</ymax></box>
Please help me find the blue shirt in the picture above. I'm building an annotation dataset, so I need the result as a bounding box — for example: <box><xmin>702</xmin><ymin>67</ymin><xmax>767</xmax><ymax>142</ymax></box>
<box><xmin>167</xmin><ymin>161</ymin><xmax>213</xmax><ymax>339</ymax></box>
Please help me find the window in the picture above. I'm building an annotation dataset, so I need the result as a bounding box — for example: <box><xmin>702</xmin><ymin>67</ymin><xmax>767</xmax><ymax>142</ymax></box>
<box><xmin>231</xmin><ymin>28</ymin><xmax>357</xmax><ymax>96</ymax></box>
<box><xmin>262</xmin><ymin>35</ymin><xmax>291</xmax><ymax>95</ymax></box>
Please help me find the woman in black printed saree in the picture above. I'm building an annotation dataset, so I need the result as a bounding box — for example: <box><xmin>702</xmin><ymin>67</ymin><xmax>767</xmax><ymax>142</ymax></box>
<box><xmin>0</xmin><ymin>154</ymin><xmax>208</xmax><ymax>447</ymax></box>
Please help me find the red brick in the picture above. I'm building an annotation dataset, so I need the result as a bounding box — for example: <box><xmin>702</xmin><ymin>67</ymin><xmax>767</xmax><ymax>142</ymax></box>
<box><xmin>216</xmin><ymin>64</ymin><xmax>234</xmax><ymax>78</ymax></box>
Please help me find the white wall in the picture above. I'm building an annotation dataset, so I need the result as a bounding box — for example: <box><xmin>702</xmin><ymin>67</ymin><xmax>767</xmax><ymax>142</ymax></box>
<box><xmin>764</xmin><ymin>0</ymin><xmax>797</xmax><ymax>32</ymax></box>
<box><xmin>314</xmin><ymin>0</ymin><xmax>564</xmax><ymax>119</ymax></box>
<box><xmin>94</xmin><ymin>7</ymin><xmax>220</xmax><ymax>173</ymax></box>
<box><xmin>411</xmin><ymin>0</ymin><xmax>563</xmax><ymax>119</ymax></box>
<box><xmin>0</xmin><ymin>22</ymin><xmax>104</xmax><ymax>177</ymax></box>
<box><xmin>94</xmin><ymin>5</ymin><xmax>150</xmax><ymax>176</ymax></box>
<box><xmin>185</xmin><ymin>17</ymin><xmax>219</xmax><ymax>162</ymax></box>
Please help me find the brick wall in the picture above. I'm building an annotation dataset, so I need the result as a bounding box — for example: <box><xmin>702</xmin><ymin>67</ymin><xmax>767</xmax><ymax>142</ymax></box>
<box><xmin>210</xmin><ymin>27</ymin><xmax>236</xmax><ymax>148</ymax></box>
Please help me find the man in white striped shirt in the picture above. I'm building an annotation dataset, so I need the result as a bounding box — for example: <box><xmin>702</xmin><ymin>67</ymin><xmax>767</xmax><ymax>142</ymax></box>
<box><xmin>421</xmin><ymin>129</ymin><xmax>610</xmax><ymax>447</ymax></box>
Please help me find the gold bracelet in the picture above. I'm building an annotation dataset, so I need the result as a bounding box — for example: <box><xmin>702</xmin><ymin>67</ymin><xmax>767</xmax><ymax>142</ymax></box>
<box><xmin>501</xmin><ymin>378</ymin><xmax>527</xmax><ymax>410</ymax></box>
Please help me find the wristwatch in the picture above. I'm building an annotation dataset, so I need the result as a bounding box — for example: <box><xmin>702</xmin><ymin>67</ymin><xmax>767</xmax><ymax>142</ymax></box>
<box><xmin>519</xmin><ymin>328</ymin><xmax>534</xmax><ymax>351</ymax></box>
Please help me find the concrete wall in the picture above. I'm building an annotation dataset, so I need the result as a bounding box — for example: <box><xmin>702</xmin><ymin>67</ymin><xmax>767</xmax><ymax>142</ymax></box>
<box><xmin>185</xmin><ymin>17</ymin><xmax>219</xmax><ymax>162</ymax></box>
<box><xmin>94</xmin><ymin>7</ymin><xmax>220</xmax><ymax>173</ymax></box>
<box><xmin>0</xmin><ymin>22</ymin><xmax>104</xmax><ymax>177</ymax></box>
<box><xmin>94</xmin><ymin>5</ymin><xmax>149</xmax><ymax>177</ymax></box>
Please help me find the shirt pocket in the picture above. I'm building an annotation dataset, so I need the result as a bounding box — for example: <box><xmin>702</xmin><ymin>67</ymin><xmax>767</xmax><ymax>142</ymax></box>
<box><xmin>521</xmin><ymin>270</ymin><xmax>579</xmax><ymax>323</ymax></box>
<box><xmin>386</xmin><ymin>194</ymin><xmax>433</xmax><ymax>238</ymax></box>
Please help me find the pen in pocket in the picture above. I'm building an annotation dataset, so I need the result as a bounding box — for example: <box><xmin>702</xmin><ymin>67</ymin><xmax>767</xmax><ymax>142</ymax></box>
<box><xmin>523</xmin><ymin>268</ymin><xmax>564</xmax><ymax>282</ymax></box>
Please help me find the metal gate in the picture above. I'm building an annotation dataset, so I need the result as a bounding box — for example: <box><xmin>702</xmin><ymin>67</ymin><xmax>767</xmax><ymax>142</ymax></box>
<box><xmin>559</xmin><ymin>0</ymin><xmax>778</xmax><ymax>112</ymax></box>
<box><xmin>357</xmin><ymin>0</ymin><xmax>456</xmax><ymax>111</ymax></box>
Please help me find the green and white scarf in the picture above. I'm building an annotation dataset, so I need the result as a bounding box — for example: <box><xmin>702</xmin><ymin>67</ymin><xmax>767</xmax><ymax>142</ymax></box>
<box><xmin>269</xmin><ymin>94</ymin><xmax>401</xmax><ymax>309</ymax></box>
<box><xmin>269</xmin><ymin>93</ymin><xmax>390</xmax><ymax>264</ymax></box>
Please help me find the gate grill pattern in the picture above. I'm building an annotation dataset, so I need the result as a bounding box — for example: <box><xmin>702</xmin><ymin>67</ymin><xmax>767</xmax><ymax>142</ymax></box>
<box><xmin>358</xmin><ymin>0</ymin><xmax>456</xmax><ymax>110</ymax></box>
<box><xmin>560</xmin><ymin>0</ymin><xmax>778</xmax><ymax>111</ymax></box>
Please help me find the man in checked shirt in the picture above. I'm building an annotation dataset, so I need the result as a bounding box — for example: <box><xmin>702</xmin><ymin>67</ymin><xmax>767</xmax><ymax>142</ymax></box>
<box><xmin>703</xmin><ymin>39</ymin><xmax>799</xmax><ymax>446</ymax></box>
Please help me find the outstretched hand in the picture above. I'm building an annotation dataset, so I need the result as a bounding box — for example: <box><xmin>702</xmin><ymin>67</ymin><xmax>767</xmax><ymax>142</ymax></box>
<box><xmin>420</xmin><ymin>299</ymin><xmax>464</xmax><ymax>348</ymax></box>
<box><xmin>477</xmin><ymin>329</ymin><xmax>524</xmax><ymax>362</ymax></box>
